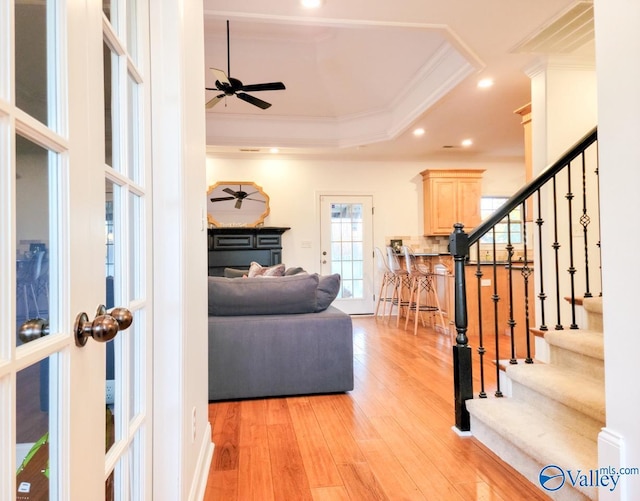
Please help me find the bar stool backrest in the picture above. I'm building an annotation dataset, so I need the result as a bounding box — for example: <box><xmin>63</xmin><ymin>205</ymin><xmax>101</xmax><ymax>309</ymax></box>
<box><xmin>385</xmin><ymin>246</ymin><xmax>403</xmax><ymax>273</ymax></box>
<box><xmin>375</xmin><ymin>246</ymin><xmax>391</xmax><ymax>273</ymax></box>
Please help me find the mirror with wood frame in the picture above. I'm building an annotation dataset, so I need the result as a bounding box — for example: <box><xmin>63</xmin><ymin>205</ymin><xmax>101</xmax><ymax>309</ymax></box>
<box><xmin>206</xmin><ymin>181</ymin><xmax>270</xmax><ymax>227</ymax></box>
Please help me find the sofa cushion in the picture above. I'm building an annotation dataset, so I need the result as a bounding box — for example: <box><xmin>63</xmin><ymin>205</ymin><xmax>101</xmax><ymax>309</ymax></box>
<box><xmin>208</xmin><ymin>273</ymin><xmax>319</xmax><ymax>316</ymax></box>
<box><xmin>315</xmin><ymin>273</ymin><xmax>341</xmax><ymax>312</ymax></box>
<box><xmin>247</xmin><ymin>261</ymin><xmax>285</xmax><ymax>277</ymax></box>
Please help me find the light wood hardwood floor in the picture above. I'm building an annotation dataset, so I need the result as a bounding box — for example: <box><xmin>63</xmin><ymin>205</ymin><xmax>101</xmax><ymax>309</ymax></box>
<box><xmin>205</xmin><ymin>315</ymin><xmax>549</xmax><ymax>500</ymax></box>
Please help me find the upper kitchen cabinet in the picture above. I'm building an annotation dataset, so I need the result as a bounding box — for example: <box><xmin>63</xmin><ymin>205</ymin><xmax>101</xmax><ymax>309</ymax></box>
<box><xmin>421</xmin><ymin>169</ymin><xmax>484</xmax><ymax>236</ymax></box>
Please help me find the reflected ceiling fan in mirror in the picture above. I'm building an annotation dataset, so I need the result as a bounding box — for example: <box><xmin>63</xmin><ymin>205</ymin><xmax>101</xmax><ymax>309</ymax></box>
<box><xmin>206</xmin><ymin>20</ymin><xmax>286</xmax><ymax>110</ymax></box>
<box><xmin>207</xmin><ymin>182</ymin><xmax>270</xmax><ymax>227</ymax></box>
<box><xmin>210</xmin><ymin>184</ymin><xmax>266</xmax><ymax>210</ymax></box>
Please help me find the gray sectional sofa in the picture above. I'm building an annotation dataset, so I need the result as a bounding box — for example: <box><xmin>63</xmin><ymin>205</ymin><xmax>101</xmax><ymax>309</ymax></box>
<box><xmin>207</xmin><ymin>271</ymin><xmax>354</xmax><ymax>401</ymax></box>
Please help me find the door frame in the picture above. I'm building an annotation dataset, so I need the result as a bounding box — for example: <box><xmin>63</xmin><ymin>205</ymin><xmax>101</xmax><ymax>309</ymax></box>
<box><xmin>317</xmin><ymin>192</ymin><xmax>375</xmax><ymax>315</ymax></box>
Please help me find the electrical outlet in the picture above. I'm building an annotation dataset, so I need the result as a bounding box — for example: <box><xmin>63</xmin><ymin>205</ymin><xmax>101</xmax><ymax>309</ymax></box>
<box><xmin>105</xmin><ymin>380</ymin><xmax>115</xmax><ymax>405</ymax></box>
<box><xmin>192</xmin><ymin>407</ymin><xmax>197</xmax><ymax>442</ymax></box>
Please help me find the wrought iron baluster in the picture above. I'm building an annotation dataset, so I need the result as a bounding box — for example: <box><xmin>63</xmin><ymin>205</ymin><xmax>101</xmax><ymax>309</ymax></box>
<box><xmin>552</xmin><ymin>175</ymin><xmax>563</xmax><ymax>330</ymax></box>
<box><xmin>536</xmin><ymin>189</ymin><xmax>548</xmax><ymax>331</ymax></box>
<box><xmin>491</xmin><ymin>227</ymin><xmax>502</xmax><ymax>397</ymax></box>
<box><xmin>475</xmin><ymin>241</ymin><xmax>487</xmax><ymax>398</ymax></box>
<box><xmin>521</xmin><ymin>201</ymin><xmax>533</xmax><ymax>364</ymax></box>
<box><xmin>566</xmin><ymin>163</ymin><xmax>578</xmax><ymax>329</ymax></box>
<box><xmin>506</xmin><ymin>213</ymin><xmax>517</xmax><ymax>364</ymax></box>
<box><xmin>581</xmin><ymin>150</ymin><xmax>593</xmax><ymax>298</ymax></box>
<box><xmin>594</xmin><ymin>141</ymin><xmax>602</xmax><ymax>297</ymax></box>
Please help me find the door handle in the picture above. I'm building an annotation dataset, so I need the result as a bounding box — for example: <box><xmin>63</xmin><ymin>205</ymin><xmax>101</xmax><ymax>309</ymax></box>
<box><xmin>18</xmin><ymin>318</ymin><xmax>50</xmax><ymax>344</ymax></box>
<box><xmin>75</xmin><ymin>305</ymin><xmax>133</xmax><ymax>347</ymax></box>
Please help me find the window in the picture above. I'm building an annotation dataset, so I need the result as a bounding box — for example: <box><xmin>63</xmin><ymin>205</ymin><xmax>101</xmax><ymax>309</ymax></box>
<box><xmin>480</xmin><ymin>197</ymin><xmax>523</xmax><ymax>244</ymax></box>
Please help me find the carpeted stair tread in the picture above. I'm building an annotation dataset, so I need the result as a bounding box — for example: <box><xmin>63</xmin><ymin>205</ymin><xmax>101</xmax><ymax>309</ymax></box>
<box><xmin>544</xmin><ymin>329</ymin><xmax>604</xmax><ymax>361</ymax></box>
<box><xmin>582</xmin><ymin>297</ymin><xmax>602</xmax><ymax>316</ymax></box>
<box><xmin>506</xmin><ymin>364</ymin><xmax>605</xmax><ymax>424</ymax></box>
<box><xmin>467</xmin><ymin>397</ymin><xmax>598</xmax><ymax>472</ymax></box>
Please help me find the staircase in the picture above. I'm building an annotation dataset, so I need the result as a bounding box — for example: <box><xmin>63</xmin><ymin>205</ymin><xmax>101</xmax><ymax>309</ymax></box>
<box><xmin>466</xmin><ymin>297</ymin><xmax>604</xmax><ymax>500</ymax></box>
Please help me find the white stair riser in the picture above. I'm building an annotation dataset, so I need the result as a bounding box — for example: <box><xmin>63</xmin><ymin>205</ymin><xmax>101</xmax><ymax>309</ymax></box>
<box><xmin>470</xmin><ymin>415</ymin><xmax>595</xmax><ymax>501</ymax></box>
<box><xmin>509</xmin><ymin>380</ymin><xmax>604</xmax><ymax>441</ymax></box>
<box><xmin>549</xmin><ymin>345</ymin><xmax>604</xmax><ymax>380</ymax></box>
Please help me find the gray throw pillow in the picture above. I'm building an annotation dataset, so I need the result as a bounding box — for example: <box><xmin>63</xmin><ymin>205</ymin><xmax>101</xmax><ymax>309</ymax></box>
<box><xmin>208</xmin><ymin>273</ymin><xmax>319</xmax><ymax>316</ymax></box>
<box><xmin>223</xmin><ymin>267</ymin><xmax>248</xmax><ymax>278</ymax></box>
<box><xmin>315</xmin><ymin>273</ymin><xmax>341</xmax><ymax>312</ymax></box>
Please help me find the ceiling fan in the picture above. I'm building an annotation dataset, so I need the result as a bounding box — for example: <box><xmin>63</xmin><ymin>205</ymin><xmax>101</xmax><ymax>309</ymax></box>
<box><xmin>206</xmin><ymin>20</ymin><xmax>286</xmax><ymax>110</ymax></box>
<box><xmin>210</xmin><ymin>184</ymin><xmax>266</xmax><ymax>210</ymax></box>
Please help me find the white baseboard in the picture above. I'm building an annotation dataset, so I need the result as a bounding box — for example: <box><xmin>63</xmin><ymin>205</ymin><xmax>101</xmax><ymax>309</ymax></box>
<box><xmin>188</xmin><ymin>422</ymin><xmax>214</xmax><ymax>501</ymax></box>
<box><xmin>598</xmin><ymin>428</ymin><xmax>625</xmax><ymax>501</ymax></box>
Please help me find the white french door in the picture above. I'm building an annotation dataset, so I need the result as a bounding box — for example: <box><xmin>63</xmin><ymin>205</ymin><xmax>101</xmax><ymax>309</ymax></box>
<box><xmin>319</xmin><ymin>195</ymin><xmax>375</xmax><ymax>315</ymax></box>
<box><xmin>1</xmin><ymin>0</ymin><xmax>152</xmax><ymax>500</ymax></box>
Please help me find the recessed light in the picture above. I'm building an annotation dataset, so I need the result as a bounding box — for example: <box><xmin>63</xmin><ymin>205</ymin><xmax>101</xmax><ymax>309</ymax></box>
<box><xmin>413</xmin><ymin>128</ymin><xmax>425</xmax><ymax>137</ymax></box>
<box><xmin>461</xmin><ymin>139</ymin><xmax>473</xmax><ymax>147</ymax></box>
<box><xmin>270</xmin><ymin>147</ymin><xmax>279</xmax><ymax>154</ymax></box>
<box><xmin>301</xmin><ymin>0</ymin><xmax>322</xmax><ymax>8</ymax></box>
<box><xmin>477</xmin><ymin>78</ymin><xmax>494</xmax><ymax>88</ymax></box>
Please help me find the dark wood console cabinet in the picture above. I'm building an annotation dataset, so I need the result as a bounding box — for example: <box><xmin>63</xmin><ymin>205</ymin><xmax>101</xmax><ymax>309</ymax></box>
<box><xmin>207</xmin><ymin>227</ymin><xmax>290</xmax><ymax>276</ymax></box>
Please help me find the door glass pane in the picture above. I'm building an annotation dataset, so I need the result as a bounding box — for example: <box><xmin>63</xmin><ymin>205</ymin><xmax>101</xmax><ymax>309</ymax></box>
<box><xmin>15</xmin><ymin>136</ymin><xmax>50</xmax><ymax>331</ymax></box>
<box><xmin>105</xmin><ymin>180</ymin><xmax>119</xmax><ymax>452</ymax></box>
<box><xmin>106</xmin><ymin>181</ymin><xmax>116</xmax><ymax>300</ymax></box>
<box><xmin>15</xmin><ymin>0</ymin><xmax>50</xmax><ymax>125</ymax></box>
<box><xmin>129</xmin><ymin>429</ymin><xmax>143</xmax><ymax>499</ymax></box>
<box><xmin>330</xmin><ymin>203</ymin><xmax>364</xmax><ymax>300</ymax></box>
<box><xmin>16</xmin><ymin>355</ymin><xmax>56</xmax><ymax>500</ymax></box>
<box><xmin>127</xmin><ymin>74</ymin><xmax>141</xmax><ymax>183</ymax></box>
<box><xmin>129</xmin><ymin>310</ymin><xmax>141</xmax><ymax>421</ymax></box>
<box><xmin>103</xmin><ymin>0</ymin><xmax>115</xmax><ymax>25</ymax></box>
<box><xmin>104</xmin><ymin>43</ymin><xmax>117</xmax><ymax>169</ymax></box>
<box><xmin>129</xmin><ymin>192</ymin><xmax>141</xmax><ymax>300</ymax></box>
<box><xmin>126</xmin><ymin>0</ymin><xmax>138</xmax><ymax>64</ymax></box>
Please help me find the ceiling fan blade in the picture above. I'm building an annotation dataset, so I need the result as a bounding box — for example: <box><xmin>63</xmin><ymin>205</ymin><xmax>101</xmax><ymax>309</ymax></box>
<box><xmin>206</xmin><ymin>94</ymin><xmax>225</xmax><ymax>109</ymax></box>
<box><xmin>223</xmin><ymin>187</ymin><xmax>238</xmax><ymax>196</ymax></box>
<box><xmin>210</xmin><ymin>68</ymin><xmax>230</xmax><ymax>87</ymax></box>
<box><xmin>210</xmin><ymin>196</ymin><xmax>236</xmax><ymax>202</ymax></box>
<box><xmin>235</xmin><ymin>198</ymin><xmax>243</xmax><ymax>209</ymax></box>
<box><xmin>237</xmin><ymin>92</ymin><xmax>272</xmax><ymax>110</ymax></box>
<box><xmin>245</xmin><ymin>197</ymin><xmax>266</xmax><ymax>203</ymax></box>
<box><xmin>240</xmin><ymin>82</ymin><xmax>286</xmax><ymax>92</ymax></box>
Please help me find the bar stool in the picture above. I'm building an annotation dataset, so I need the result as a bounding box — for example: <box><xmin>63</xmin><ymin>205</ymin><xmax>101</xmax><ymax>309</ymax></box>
<box><xmin>374</xmin><ymin>246</ymin><xmax>395</xmax><ymax>320</ymax></box>
<box><xmin>386</xmin><ymin>246</ymin><xmax>411</xmax><ymax>326</ymax></box>
<box><xmin>402</xmin><ymin>245</ymin><xmax>446</xmax><ymax>335</ymax></box>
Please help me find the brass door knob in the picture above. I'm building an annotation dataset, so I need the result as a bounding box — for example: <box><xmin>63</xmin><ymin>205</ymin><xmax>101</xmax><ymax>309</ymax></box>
<box><xmin>18</xmin><ymin>318</ymin><xmax>50</xmax><ymax>344</ymax></box>
<box><xmin>75</xmin><ymin>305</ymin><xmax>133</xmax><ymax>347</ymax></box>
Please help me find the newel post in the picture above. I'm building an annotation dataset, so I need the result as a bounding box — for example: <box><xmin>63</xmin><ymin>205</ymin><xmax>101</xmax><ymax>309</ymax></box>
<box><xmin>449</xmin><ymin>223</ymin><xmax>473</xmax><ymax>432</ymax></box>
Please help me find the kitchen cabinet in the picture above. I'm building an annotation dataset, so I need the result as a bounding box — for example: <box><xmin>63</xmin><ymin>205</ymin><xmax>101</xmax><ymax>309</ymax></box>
<box><xmin>420</xmin><ymin>169</ymin><xmax>484</xmax><ymax>235</ymax></box>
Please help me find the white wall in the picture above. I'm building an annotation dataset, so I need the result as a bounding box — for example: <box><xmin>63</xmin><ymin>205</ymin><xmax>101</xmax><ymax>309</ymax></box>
<box><xmin>150</xmin><ymin>1</ymin><xmax>212</xmax><ymax>500</ymax></box>
<box><xmin>206</xmin><ymin>156</ymin><xmax>525</xmax><ymax>273</ymax></box>
<box><xmin>594</xmin><ymin>0</ymin><xmax>640</xmax><ymax>498</ymax></box>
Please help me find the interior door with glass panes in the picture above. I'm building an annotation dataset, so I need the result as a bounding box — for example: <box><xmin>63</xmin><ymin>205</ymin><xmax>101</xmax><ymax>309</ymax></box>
<box><xmin>1</xmin><ymin>0</ymin><xmax>152</xmax><ymax>500</ymax></box>
<box><xmin>319</xmin><ymin>195</ymin><xmax>374</xmax><ymax>314</ymax></box>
